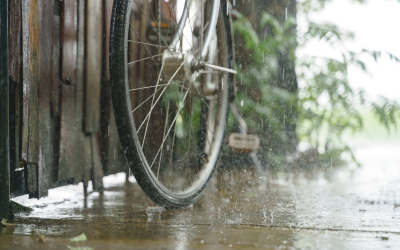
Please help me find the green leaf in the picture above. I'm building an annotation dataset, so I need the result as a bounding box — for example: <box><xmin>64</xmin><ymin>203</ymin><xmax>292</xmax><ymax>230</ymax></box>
<box><xmin>67</xmin><ymin>246</ymin><xmax>94</xmax><ymax>250</ymax></box>
<box><xmin>70</xmin><ymin>233</ymin><xmax>87</xmax><ymax>242</ymax></box>
<box><xmin>388</xmin><ymin>53</ymin><xmax>400</xmax><ymax>63</ymax></box>
<box><xmin>260</xmin><ymin>12</ymin><xmax>281</xmax><ymax>35</ymax></box>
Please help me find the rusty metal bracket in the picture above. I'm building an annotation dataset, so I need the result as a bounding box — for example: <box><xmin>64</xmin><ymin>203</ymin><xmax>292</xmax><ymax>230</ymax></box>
<box><xmin>0</xmin><ymin>0</ymin><xmax>11</xmax><ymax>220</ymax></box>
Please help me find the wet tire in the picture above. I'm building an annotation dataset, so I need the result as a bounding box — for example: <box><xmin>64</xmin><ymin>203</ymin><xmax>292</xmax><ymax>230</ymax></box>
<box><xmin>109</xmin><ymin>0</ymin><xmax>234</xmax><ymax>209</ymax></box>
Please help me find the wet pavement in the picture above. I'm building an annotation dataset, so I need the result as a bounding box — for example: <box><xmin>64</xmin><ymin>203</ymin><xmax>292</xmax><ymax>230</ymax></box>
<box><xmin>1</xmin><ymin>141</ymin><xmax>400</xmax><ymax>249</ymax></box>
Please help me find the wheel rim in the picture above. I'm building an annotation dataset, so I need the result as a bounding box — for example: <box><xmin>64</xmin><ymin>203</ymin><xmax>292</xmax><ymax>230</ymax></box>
<box><xmin>122</xmin><ymin>0</ymin><xmax>229</xmax><ymax>198</ymax></box>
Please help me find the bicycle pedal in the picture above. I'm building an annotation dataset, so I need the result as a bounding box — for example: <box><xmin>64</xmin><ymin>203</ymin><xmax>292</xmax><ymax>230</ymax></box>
<box><xmin>228</xmin><ymin>133</ymin><xmax>260</xmax><ymax>153</ymax></box>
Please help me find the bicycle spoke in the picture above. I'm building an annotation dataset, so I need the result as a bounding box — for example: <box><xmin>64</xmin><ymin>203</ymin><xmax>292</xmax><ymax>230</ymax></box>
<box><xmin>129</xmin><ymin>23</ymin><xmax>161</xmax><ymax>66</ymax></box>
<box><xmin>128</xmin><ymin>40</ymin><xmax>168</xmax><ymax>48</ymax></box>
<box><xmin>127</xmin><ymin>52</ymin><xmax>164</xmax><ymax>65</ymax></box>
<box><xmin>141</xmin><ymin>64</ymin><xmax>165</xmax><ymax>149</ymax></box>
<box><xmin>150</xmin><ymin>88</ymin><xmax>190</xmax><ymax>169</ymax></box>
<box><xmin>167</xmin><ymin>114</ymin><xmax>178</xmax><ymax>185</ymax></box>
<box><xmin>136</xmin><ymin>61</ymin><xmax>185</xmax><ymax>133</ymax></box>
<box><xmin>128</xmin><ymin>40</ymin><xmax>190</xmax><ymax>52</ymax></box>
<box><xmin>133</xmin><ymin>0</ymin><xmax>178</xmax><ymax>55</ymax></box>
<box><xmin>164</xmin><ymin>85</ymin><xmax>221</xmax><ymax>143</ymax></box>
<box><xmin>173</xmin><ymin>85</ymin><xmax>218</xmax><ymax>148</ymax></box>
<box><xmin>131</xmin><ymin>84</ymin><xmax>166</xmax><ymax>114</ymax></box>
<box><xmin>129</xmin><ymin>81</ymin><xmax>181</xmax><ymax>92</ymax></box>
<box><xmin>185</xmin><ymin>99</ymin><xmax>195</xmax><ymax>168</ymax></box>
<box><xmin>157</xmin><ymin>101</ymin><xmax>170</xmax><ymax>178</ymax></box>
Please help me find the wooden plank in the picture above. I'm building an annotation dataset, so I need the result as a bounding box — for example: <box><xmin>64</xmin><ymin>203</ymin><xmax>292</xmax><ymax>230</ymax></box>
<box><xmin>100</xmin><ymin>0</ymin><xmax>113</xmax><ymax>175</ymax></box>
<box><xmin>107</xmin><ymin>109</ymin><xmax>128</xmax><ymax>175</ymax></box>
<box><xmin>83</xmin><ymin>134</ymin><xmax>104</xmax><ymax>194</ymax></box>
<box><xmin>37</xmin><ymin>0</ymin><xmax>55</xmax><ymax>197</ymax></box>
<box><xmin>91</xmin><ymin>135</ymin><xmax>104</xmax><ymax>191</ymax></box>
<box><xmin>21</xmin><ymin>0</ymin><xmax>28</xmax><ymax>164</ymax></box>
<box><xmin>100</xmin><ymin>80</ymin><xmax>111</xmax><ymax>175</ymax></box>
<box><xmin>85</xmin><ymin>0</ymin><xmax>102</xmax><ymax>133</ymax></box>
<box><xmin>51</xmin><ymin>0</ymin><xmax>61</xmax><ymax>117</ymax></box>
<box><xmin>9</xmin><ymin>81</ymin><xmax>25</xmax><ymax>198</ymax></box>
<box><xmin>0</xmin><ymin>0</ymin><xmax>10</xmax><ymax>219</ymax></box>
<box><xmin>61</xmin><ymin>0</ymin><xmax>77</xmax><ymax>85</ymax></box>
<box><xmin>9</xmin><ymin>0</ymin><xmax>22</xmax><ymax>84</ymax></box>
<box><xmin>26</xmin><ymin>163</ymin><xmax>38</xmax><ymax>199</ymax></box>
<box><xmin>13</xmin><ymin>82</ymin><xmax>21</xmax><ymax>172</ymax></box>
<box><xmin>58</xmin><ymin>84</ymin><xmax>77</xmax><ymax>181</ymax></box>
<box><xmin>73</xmin><ymin>0</ymin><xmax>87</xmax><ymax>185</ymax></box>
<box><xmin>21</xmin><ymin>0</ymin><xmax>40</xmax><ymax>167</ymax></box>
<box><xmin>83</xmin><ymin>135</ymin><xmax>92</xmax><ymax>195</ymax></box>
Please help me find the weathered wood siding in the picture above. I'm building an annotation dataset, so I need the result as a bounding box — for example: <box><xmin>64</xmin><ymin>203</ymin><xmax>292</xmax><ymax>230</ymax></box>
<box><xmin>0</xmin><ymin>0</ymin><xmax>11</xmax><ymax>219</ymax></box>
<box><xmin>7</xmin><ymin>0</ymin><xmax>128</xmax><ymax>200</ymax></box>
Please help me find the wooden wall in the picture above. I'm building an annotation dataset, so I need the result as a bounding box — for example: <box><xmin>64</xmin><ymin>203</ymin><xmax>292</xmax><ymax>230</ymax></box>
<box><xmin>8</xmin><ymin>0</ymin><xmax>128</xmax><ymax>200</ymax></box>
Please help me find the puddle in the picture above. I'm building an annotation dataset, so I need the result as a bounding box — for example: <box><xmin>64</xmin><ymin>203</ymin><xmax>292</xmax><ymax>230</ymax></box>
<box><xmin>1</xmin><ymin>142</ymin><xmax>400</xmax><ymax>249</ymax></box>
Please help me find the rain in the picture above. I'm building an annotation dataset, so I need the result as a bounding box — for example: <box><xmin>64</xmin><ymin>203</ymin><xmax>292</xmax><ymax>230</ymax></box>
<box><xmin>1</xmin><ymin>0</ymin><xmax>400</xmax><ymax>249</ymax></box>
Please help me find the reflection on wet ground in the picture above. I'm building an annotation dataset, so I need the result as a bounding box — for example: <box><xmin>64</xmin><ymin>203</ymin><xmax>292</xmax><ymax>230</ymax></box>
<box><xmin>1</xmin><ymin>142</ymin><xmax>400</xmax><ymax>249</ymax></box>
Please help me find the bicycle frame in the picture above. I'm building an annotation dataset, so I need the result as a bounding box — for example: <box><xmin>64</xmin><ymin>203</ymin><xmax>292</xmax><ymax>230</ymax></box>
<box><xmin>169</xmin><ymin>0</ymin><xmax>219</xmax><ymax>61</ymax></box>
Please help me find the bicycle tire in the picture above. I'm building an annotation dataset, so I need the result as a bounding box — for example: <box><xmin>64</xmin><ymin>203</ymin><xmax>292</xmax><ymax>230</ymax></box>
<box><xmin>110</xmin><ymin>0</ymin><xmax>233</xmax><ymax>209</ymax></box>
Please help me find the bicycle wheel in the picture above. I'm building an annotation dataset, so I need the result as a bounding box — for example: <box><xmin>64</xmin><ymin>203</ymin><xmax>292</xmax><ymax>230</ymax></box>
<box><xmin>110</xmin><ymin>0</ymin><xmax>233</xmax><ymax>209</ymax></box>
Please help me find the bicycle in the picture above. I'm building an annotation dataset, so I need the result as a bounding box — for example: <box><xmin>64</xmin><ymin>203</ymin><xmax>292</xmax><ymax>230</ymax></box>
<box><xmin>109</xmin><ymin>0</ymin><xmax>259</xmax><ymax>209</ymax></box>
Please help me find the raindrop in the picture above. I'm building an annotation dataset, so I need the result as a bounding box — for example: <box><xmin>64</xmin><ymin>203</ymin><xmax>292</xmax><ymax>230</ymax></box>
<box><xmin>240</xmin><ymin>100</ymin><xmax>243</xmax><ymax>107</ymax></box>
<box><xmin>285</xmin><ymin>7</ymin><xmax>287</xmax><ymax>20</ymax></box>
<box><xmin>263</xmin><ymin>211</ymin><xmax>267</xmax><ymax>219</ymax></box>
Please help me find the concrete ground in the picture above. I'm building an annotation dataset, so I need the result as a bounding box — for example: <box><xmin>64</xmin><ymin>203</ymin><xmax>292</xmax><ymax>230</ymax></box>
<box><xmin>1</xmin><ymin>141</ymin><xmax>400</xmax><ymax>250</ymax></box>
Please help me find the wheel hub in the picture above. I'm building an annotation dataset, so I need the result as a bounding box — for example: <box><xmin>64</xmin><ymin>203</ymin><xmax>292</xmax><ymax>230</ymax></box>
<box><xmin>161</xmin><ymin>50</ymin><xmax>217</xmax><ymax>97</ymax></box>
<box><xmin>161</xmin><ymin>50</ymin><xmax>197</xmax><ymax>82</ymax></box>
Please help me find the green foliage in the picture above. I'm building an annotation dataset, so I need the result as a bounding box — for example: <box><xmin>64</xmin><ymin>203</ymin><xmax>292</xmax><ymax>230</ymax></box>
<box><xmin>232</xmin><ymin>2</ymin><xmax>400</xmax><ymax>169</ymax></box>
<box><xmin>231</xmin><ymin>12</ymin><xmax>298</xmax><ymax>168</ymax></box>
<box><xmin>299</xmin><ymin>0</ymin><xmax>365</xmax><ymax>13</ymax></box>
<box><xmin>370</xmin><ymin>96</ymin><xmax>400</xmax><ymax>133</ymax></box>
<box><xmin>296</xmin><ymin>54</ymin><xmax>364</xmax><ymax>164</ymax></box>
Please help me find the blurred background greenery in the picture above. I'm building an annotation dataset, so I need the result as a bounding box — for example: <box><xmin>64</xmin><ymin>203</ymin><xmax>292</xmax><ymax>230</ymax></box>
<box><xmin>224</xmin><ymin>0</ymin><xmax>400</xmax><ymax>169</ymax></box>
